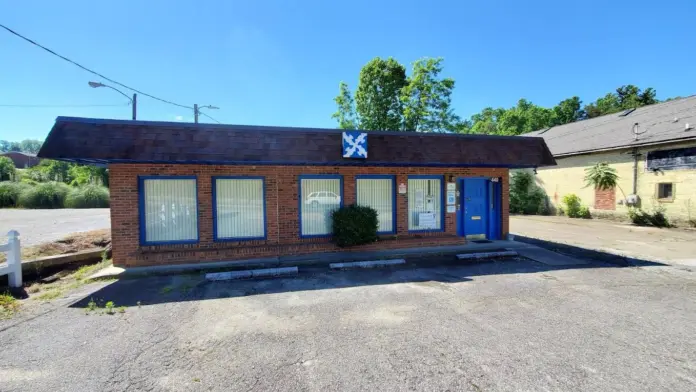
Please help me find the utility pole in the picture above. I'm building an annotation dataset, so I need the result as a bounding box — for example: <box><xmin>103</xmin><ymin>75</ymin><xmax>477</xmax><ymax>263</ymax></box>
<box><xmin>132</xmin><ymin>93</ymin><xmax>137</xmax><ymax>120</ymax></box>
<box><xmin>194</xmin><ymin>104</ymin><xmax>219</xmax><ymax>123</ymax></box>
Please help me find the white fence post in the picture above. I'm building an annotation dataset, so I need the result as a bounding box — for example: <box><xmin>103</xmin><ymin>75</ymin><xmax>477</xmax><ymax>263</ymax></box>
<box><xmin>6</xmin><ymin>230</ymin><xmax>22</xmax><ymax>288</ymax></box>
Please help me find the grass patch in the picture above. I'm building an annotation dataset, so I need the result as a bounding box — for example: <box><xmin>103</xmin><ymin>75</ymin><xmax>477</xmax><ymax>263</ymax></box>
<box><xmin>28</xmin><ymin>258</ymin><xmax>113</xmax><ymax>301</ymax></box>
<box><xmin>36</xmin><ymin>289</ymin><xmax>64</xmax><ymax>301</ymax></box>
<box><xmin>0</xmin><ymin>292</ymin><xmax>20</xmax><ymax>319</ymax></box>
<box><xmin>0</xmin><ymin>229</ymin><xmax>110</xmax><ymax>264</ymax></box>
<box><xmin>84</xmin><ymin>298</ymin><xmax>126</xmax><ymax>316</ymax></box>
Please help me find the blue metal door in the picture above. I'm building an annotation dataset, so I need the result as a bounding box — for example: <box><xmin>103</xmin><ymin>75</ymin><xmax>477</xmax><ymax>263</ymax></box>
<box><xmin>462</xmin><ymin>179</ymin><xmax>488</xmax><ymax>239</ymax></box>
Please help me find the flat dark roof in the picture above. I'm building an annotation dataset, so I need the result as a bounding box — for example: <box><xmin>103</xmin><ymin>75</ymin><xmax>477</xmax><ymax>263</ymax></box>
<box><xmin>38</xmin><ymin>117</ymin><xmax>556</xmax><ymax>168</ymax></box>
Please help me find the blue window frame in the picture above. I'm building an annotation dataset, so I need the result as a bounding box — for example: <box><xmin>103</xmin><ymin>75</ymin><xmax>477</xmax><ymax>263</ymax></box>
<box><xmin>355</xmin><ymin>175</ymin><xmax>397</xmax><ymax>234</ymax></box>
<box><xmin>298</xmin><ymin>174</ymin><xmax>344</xmax><ymax>238</ymax></box>
<box><xmin>138</xmin><ymin>176</ymin><xmax>200</xmax><ymax>245</ymax></box>
<box><xmin>407</xmin><ymin>175</ymin><xmax>445</xmax><ymax>233</ymax></box>
<box><xmin>212</xmin><ymin>176</ymin><xmax>267</xmax><ymax>241</ymax></box>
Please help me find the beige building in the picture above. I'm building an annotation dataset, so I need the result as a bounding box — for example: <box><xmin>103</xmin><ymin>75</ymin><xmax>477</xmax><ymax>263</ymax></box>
<box><xmin>526</xmin><ymin>96</ymin><xmax>696</xmax><ymax>225</ymax></box>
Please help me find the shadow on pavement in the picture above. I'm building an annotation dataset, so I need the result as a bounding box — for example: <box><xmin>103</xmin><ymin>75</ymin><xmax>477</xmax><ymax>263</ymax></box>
<box><xmin>69</xmin><ymin>250</ymin><xmax>656</xmax><ymax>308</ymax></box>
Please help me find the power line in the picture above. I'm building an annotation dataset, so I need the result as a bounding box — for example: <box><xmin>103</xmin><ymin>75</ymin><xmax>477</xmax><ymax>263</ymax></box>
<box><xmin>200</xmin><ymin>112</ymin><xmax>222</xmax><ymax>124</ymax></box>
<box><xmin>0</xmin><ymin>23</ymin><xmax>193</xmax><ymax>110</ymax></box>
<box><xmin>0</xmin><ymin>103</ymin><xmax>129</xmax><ymax>108</ymax></box>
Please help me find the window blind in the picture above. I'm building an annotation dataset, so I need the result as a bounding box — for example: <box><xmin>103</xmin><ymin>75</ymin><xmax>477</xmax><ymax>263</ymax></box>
<box><xmin>215</xmin><ymin>178</ymin><xmax>265</xmax><ymax>239</ymax></box>
<box><xmin>356</xmin><ymin>177</ymin><xmax>394</xmax><ymax>233</ymax></box>
<box><xmin>141</xmin><ymin>178</ymin><xmax>198</xmax><ymax>243</ymax></box>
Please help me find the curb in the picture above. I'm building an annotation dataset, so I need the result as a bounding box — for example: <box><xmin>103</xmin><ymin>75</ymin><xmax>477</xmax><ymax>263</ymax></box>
<box><xmin>329</xmin><ymin>259</ymin><xmax>406</xmax><ymax>270</ymax></box>
<box><xmin>456</xmin><ymin>251</ymin><xmax>518</xmax><ymax>260</ymax></box>
<box><xmin>205</xmin><ymin>267</ymin><xmax>298</xmax><ymax>281</ymax></box>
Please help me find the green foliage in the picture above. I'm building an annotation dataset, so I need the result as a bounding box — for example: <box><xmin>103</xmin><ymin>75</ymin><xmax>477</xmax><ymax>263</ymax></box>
<box><xmin>0</xmin><ymin>157</ymin><xmax>16</xmax><ymax>181</ymax></box>
<box><xmin>577</xmin><ymin>206</ymin><xmax>592</xmax><ymax>219</ymax></box>
<box><xmin>584</xmin><ymin>85</ymin><xmax>658</xmax><ymax>118</ymax></box>
<box><xmin>562</xmin><ymin>194</ymin><xmax>585</xmax><ymax>218</ymax></box>
<box><xmin>64</xmin><ymin>185</ymin><xmax>110</xmax><ymax>208</ymax></box>
<box><xmin>332</xmin><ymin>82</ymin><xmax>358</xmax><ymax>129</ymax></box>
<box><xmin>0</xmin><ymin>292</ymin><xmax>20</xmax><ymax>319</ymax></box>
<box><xmin>104</xmin><ymin>301</ymin><xmax>115</xmax><ymax>315</ymax></box>
<box><xmin>584</xmin><ymin>162</ymin><xmax>619</xmax><ymax>190</ymax></box>
<box><xmin>0</xmin><ymin>182</ymin><xmax>30</xmax><ymax>208</ymax></box>
<box><xmin>17</xmin><ymin>182</ymin><xmax>70</xmax><ymax>209</ymax></box>
<box><xmin>628</xmin><ymin>206</ymin><xmax>670</xmax><ymax>228</ymax></box>
<box><xmin>331</xmin><ymin>204</ymin><xmax>379</xmax><ymax>247</ymax></box>
<box><xmin>400</xmin><ymin>57</ymin><xmax>460</xmax><ymax>132</ymax></box>
<box><xmin>355</xmin><ymin>57</ymin><xmax>408</xmax><ymax>131</ymax></box>
<box><xmin>510</xmin><ymin>171</ymin><xmax>548</xmax><ymax>215</ymax></box>
<box><xmin>334</xmin><ymin>57</ymin><xmax>464</xmax><ymax>132</ymax></box>
<box><xmin>30</xmin><ymin>160</ymin><xmax>72</xmax><ymax>183</ymax></box>
<box><xmin>0</xmin><ymin>139</ymin><xmax>42</xmax><ymax>154</ymax></box>
<box><xmin>553</xmin><ymin>96</ymin><xmax>585</xmax><ymax>125</ymax></box>
<box><xmin>68</xmin><ymin>165</ymin><xmax>109</xmax><ymax>186</ymax></box>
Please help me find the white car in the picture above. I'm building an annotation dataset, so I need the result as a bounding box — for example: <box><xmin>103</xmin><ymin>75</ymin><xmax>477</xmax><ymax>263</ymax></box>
<box><xmin>305</xmin><ymin>191</ymin><xmax>341</xmax><ymax>206</ymax></box>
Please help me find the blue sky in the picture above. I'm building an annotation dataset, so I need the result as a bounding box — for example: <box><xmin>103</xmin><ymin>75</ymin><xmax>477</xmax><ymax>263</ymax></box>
<box><xmin>2</xmin><ymin>0</ymin><xmax>695</xmax><ymax>141</ymax></box>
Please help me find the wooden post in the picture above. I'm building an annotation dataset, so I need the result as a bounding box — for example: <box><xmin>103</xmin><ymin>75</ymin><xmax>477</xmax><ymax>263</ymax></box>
<box><xmin>6</xmin><ymin>230</ymin><xmax>22</xmax><ymax>288</ymax></box>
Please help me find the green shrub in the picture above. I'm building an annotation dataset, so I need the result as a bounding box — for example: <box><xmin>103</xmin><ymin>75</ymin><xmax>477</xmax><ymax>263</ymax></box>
<box><xmin>17</xmin><ymin>182</ymin><xmax>70</xmax><ymax>209</ymax></box>
<box><xmin>0</xmin><ymin>157</ymin><xmax>16</xmax><ymax>182</ymax></box>
<box><xmin>510</xmin><ymin>171</ymin><xmax>548</xmax><ymax>215</ymax></box>
<box><xmin>562</xmin><ymin>194</ymin><xmax>582</xmax><ymax>218</ymax></box>
<box><xmin>578</xmin><ymin>206</ymin><xmax>592</xmax><ymax>219</ymax></box>
<box><xmin>331</xmin><ymin>204</ymin><xmax>378</xmax><ymax>247</ymax></box>
<box><xmin>0</xmin><ymin>182</ymin><xmax>29</xmax><ymax>208</ymax></box>
<box><xmin>628</xmin><ymin>207</ymin><xmax>670</xmax><ymax>228</ymax></box>
<box><xmin>64</xmin><ymin>185</ymin><xmax>110</xmax><ymax>208</ymax></box>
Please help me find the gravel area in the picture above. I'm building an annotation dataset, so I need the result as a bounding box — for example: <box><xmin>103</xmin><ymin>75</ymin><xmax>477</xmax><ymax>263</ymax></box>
<box><xmin>1</xmin><ymin>258</ymin><xmax>695</xmax><ymax>391</ymax></box>
<box><xmin>0</xmin><ymin>209</ymin><xmax>110</xmax><ymax>246</ymax></box>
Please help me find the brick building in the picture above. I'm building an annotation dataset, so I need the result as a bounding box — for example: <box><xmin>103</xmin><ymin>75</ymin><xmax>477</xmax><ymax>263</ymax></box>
<box><xmin>39</xmin><ymin>117</ymin><xmax>555</xmax><ymax>267</ymax></box>
<box><xmin>0</xmin><ymin>151</ymin><xmax>40</xmax><ymax>168</ymax></box>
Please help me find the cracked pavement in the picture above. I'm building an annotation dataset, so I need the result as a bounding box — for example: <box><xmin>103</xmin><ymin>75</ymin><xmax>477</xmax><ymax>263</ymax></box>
<box><xmin>1</xmin><ymin>258</ymin><xmax>695</xmax><ymax>391</ymax></box>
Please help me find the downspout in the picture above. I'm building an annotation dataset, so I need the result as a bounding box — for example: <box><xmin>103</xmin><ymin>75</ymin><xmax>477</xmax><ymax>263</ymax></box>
<box><xmin>632</xmin><ymin>148</ymin><xmax>639</xmax><ymax>195</ymax></box>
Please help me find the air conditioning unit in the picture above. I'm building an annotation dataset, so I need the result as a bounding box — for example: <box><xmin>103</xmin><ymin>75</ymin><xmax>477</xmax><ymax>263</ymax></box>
<box><xmin>625</xmin><ymin>194</ymin><xmax>640</xmax><ymax>205</ymax></box>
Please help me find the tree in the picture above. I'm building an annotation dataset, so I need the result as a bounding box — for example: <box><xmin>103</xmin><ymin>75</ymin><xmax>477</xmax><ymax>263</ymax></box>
<box><xmin>69</xmin><ymin>165</ymin><xmax>109</xmax><ymax>186</ymax></box>
<box><xmin>468</xmin><ymin>107</ymin><xmax>506</xmax><ymax>134</ymax></box>
<box><xmin>0</xmin><ymin>139</ymin><xmax>42</xmax><ymax>153</ymax></box>
<box><xmin>331</xmin><ymin>82</ymin><xmax>358</xmax><ymax>129</ymax></box>
<box><xmin>0</xmin><ymin>156</ymin><xmax>16</xmax><ymax>181</ymax></box>
<box><xmin>552</xmin><ymin>96</ymin><xmax>584</xmax><ymax>125</ymax></box>
<box><xmin>20</xmin><ymin>139</ymin><xmax>43</xmax><ymax>154</ymax></box>
<box><xmin>30</xmin><ymin>159</ymin><xmax>73</xmax><ymax>183</ymax></box>
<box><xmin>401</xmin><ymin>58</ymin><xmax>460</xmax><ymax>132</ymax></box>
<box><xmin>354</xmin><ymin>57</ymin><xmax>408</xmax><ymax>131</ymax></box>
<box><xmin>0</xmin><ymin>140</ymin><xmax>21</xmax><ymax>152</ymax></box>
<box><xmin>584</xmin><ymin>85</ymin><xmax>658</xmax><ymax>118</ymax></box>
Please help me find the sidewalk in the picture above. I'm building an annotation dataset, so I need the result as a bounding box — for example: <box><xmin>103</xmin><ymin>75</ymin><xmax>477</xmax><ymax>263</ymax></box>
<box><xmin>511</xmin><ymin>215</ymin><xmax>696</xmax><ymax>267</ymax></box>
<box><xmin>90</xmin><ymin>240</ymin><xmax>537</xmax><ymax>279</ymax></box>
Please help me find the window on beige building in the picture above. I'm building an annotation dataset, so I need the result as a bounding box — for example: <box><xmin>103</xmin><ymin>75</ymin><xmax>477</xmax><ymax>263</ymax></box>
<box><xmin>656</xmin><ymin>183</ymin><xmax>674</xmax><ymax>201</ymax></box>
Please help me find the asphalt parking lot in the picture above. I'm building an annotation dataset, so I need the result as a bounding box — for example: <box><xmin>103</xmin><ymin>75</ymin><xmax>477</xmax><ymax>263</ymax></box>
<box><xmin>1</xmin><ymin>258</ymin><xmax>695</xmax><ymax>392</ymax></box>
<box><xmin>0</xmin><ymin>208</ymin><xmax>110</xmax><ymax>246</ymax></box>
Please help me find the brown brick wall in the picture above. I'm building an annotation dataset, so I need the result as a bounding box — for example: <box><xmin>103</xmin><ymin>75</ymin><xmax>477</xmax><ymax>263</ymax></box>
<box><xmin>109</xmin><ymin>164</ymin><xmax>509</xmax><ymax>267</ymax></box>
<box><xmin>594</xmin><ymin>187</ymin><xmax>616</xmax><ymax>210</ymax></box>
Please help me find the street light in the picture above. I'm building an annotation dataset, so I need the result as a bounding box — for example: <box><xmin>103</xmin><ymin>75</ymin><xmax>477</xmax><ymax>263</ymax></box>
<box><xmin>194</xmin><ymin>104</ymin><xmax>219</xmax><ymax>123</ymax></box>
<box><xmin>88</xmin><ymin>81</ymin><xmax>137</xmax><ymax>120</ymax></box>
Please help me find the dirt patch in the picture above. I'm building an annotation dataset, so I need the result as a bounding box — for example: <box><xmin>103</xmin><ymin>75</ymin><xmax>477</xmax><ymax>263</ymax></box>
<box><xmin>0</xmin><ymin>229</ymin><xmax>111</xmax><ymax>263</ymax></box>
<box><xmin>26</xmin><ymin>258</ymin><xmax>113</xmax><ymax>302</ymax></box>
